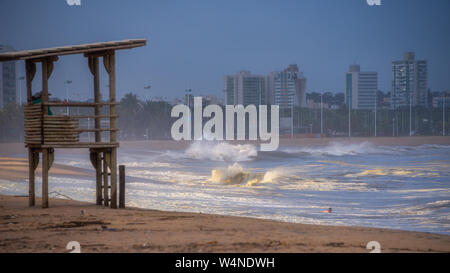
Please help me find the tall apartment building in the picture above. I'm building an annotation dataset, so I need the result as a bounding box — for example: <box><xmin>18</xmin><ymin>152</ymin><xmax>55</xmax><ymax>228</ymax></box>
<box><xmin>0</xmin><ymin>45</ymin><xmax>17</xmax><ymax>109</ymax></box>
<box><xmin>391</xmin><ymin>52</ymin><xmax>428</xmax><ymax>108</ymax></box>
<box><xmin>345</xmin><ymin>64</ymin><xmax>378</xmax><ymax>110</ymax></box>
<box><xmin>223</xmin><ymin>71</ymin><xmax>266</xmax><ymax>106</ymax></box>
<box><xmin>267</xmin><ymin>64</ymin><xmax>307</xmax><ymax>109</ymax></box>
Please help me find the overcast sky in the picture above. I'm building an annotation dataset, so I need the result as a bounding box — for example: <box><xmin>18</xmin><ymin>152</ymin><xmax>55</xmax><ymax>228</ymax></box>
<box><xmin>1</xmin><ymin>0</ymin><xmax>449</xmax><ymax>101</ymax></box>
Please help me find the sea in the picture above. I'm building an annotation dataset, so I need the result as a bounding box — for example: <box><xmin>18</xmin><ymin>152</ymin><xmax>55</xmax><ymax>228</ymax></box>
<box><xmin>1</xmin><ymin>141</ymin><xmax>449</xmax><ymax>235</ymax></box>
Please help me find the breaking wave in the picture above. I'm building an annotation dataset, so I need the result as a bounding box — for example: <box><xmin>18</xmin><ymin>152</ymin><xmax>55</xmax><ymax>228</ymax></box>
<box><xmin>184</xmin><ymin>142</ymin><xmax>258</xmax><ymax>162</ymax></box>
<box><xmin>211</xmin><ymin>163</ymin><xmax>281</xmax><ymax>186</ymax></box>
<box><xmin>282</xmin><ymin>142</ymin><xmax>386</xmax><ymax>156</ymax></box>
<box><xmin>281</xmin><ymin>142</ymin><xmax>450</xmax><ymax>157</ymax></box>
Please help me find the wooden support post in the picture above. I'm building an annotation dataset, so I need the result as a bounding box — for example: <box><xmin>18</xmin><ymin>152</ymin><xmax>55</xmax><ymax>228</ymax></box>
<box><xmin>25</xmin><ymin>60</ymin><xmax>36</xmax><ymax>103</ymax></box>
<box><xmin>89</xmin><ymin>56</ymin><xmax>103</xmax><ymax>206</ymax></box>
<box><xmin>42</xmin><ymin>148</ymin><xmax>49</xmax><ymax>208</ymax></box>
<box><xmin>28</xmin><ymin>148</ymin><xmax>35</xmax><ymax>207</ymax></box>
<box><xmin>94</xmin><ymin>57</ymin><xmax>101</xmax><ymax>142</ymax></box>
<box><xmin>119</xmin><ymin>165</ymin><xmax>125</xmax><ymax>208</ymax></box>
<box><xmin>96</xmin><ymin>153</ymin><xmax>102</xmax><ymax>205</ymax></box>
<box><xmin>41</xmin><ymin>59</ymin><xmax>50</xmax><ymax>209</ymax></box>
<box><xmin>26</xmin><ymin>58</ymin><xmax>37</xmax><ymax>207</ymax></box>
<box><xmin>41</xmin><ymin>59</ymin><xmax>49</xmax><ymax>115</ymax></box>
<box><xmin>105</xmin><ymin>51</ymin><xmax>118</xmax><ymax>209</ymax></box>
<box><xmin>103</xmin><ymin>152</ymin><xmax>109</xmax><ymax>207</ymax></box>
<box><xmin>89</xmin><ymin>56</ymin><xmax>102</xmax><ymax>142</ymax></box>
<box><xmin>110</xmin><ymin>148</ymin><xmax>117</xmax><ymax>208</ymax></box>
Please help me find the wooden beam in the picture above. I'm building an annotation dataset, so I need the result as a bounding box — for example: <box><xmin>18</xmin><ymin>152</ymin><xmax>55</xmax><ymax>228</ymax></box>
<box><xmin>103</xmin><ymin>152</ymin><xmax>109</xmax><ymax>207</ymax></box>
<box><xmin>41</xmin><ymin>59</ymin><xmax>49</xmax><ymax>113</ymax></box>
<box><xmin>41</xmin><ymin>59</ymin><xmax>48</xmax><ymax>145</ymax></box>
<box><xmin>26</xmin><ymin>142</ymin><xmax>119</xmax><ymax>148</ymax></box>
<box><xmin>96</xmin><ymin>153</ymin><xmax>102</xmax><ymax>205</ymax></box>
<box><xmin>2</xmin><ymin>42</ymin><xmax>146</xmax><ymax>61</ymax></box>
<box><xmin>0</xmin><ymin>39</ymin><xmax>146</xmax><ymax>61</ymax></box>
<box><xmin>44</xmin><ymin>115</ymin><xmax>118</xmax><ymax>119</ymax></box>
<box><xmin>119</xmin><ymin>165</ymin><xmax>125</xmax><ymax>209</ymax></box>
<box><xmin>43</xmin><ymin>102</ymin><xmax>118</xmax><ymax>107</ymax></box>
<box><xmin>105</xmin><ymin>51</ymin><xmax>118</xmax><ymax>209</ymax></box>
<box><xmin>25</xmin><ymin>60</ymin><xmax>36</xmax><ymax>103</ymax></box>
<box><xmin>110</xmin><ymin>148</ymin><xmax>117</xmax><ymax>208</ymax></box>
<box><xmin>91</xmin><ymin>57</ymin><xmax>102</xmax><ymax>143</ymax></box>
<box><xmin>90</xmin><ymin>55</ymin><xmax>103</xmax><ymax>206</ymax></box>
<box><xmin>42</xmin><ymin>148</ymin><xmax>49</xmax><ymax>208</ymax></box>
<box><xmin>28</xmin><ymin>148</ymin><xmax>35</xmax><ymax>207</ymax></box>
<box><xmin>85</xmin><ymin>50</ymin><xmax>114</xmax><ymax>58</ymax></box>
<box><xmin>29</xmin><ymin>56</ymin><xmax>59</xmax><ymax>63</ymax></box>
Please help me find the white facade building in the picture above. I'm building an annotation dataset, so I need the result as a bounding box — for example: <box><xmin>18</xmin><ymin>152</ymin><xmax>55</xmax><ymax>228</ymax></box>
<box><xmin>345</xmin><ymin>64</ymin><xmax>378</xmax><ymax>110</ymax></box>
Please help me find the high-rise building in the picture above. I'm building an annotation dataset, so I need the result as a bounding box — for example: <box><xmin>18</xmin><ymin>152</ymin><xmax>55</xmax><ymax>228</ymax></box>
<box><xmin>391</xmin><ymin>52</ymin><xmax>428</xmax><ymax>108</ymax></box>
<box><xmin>267</xmin><ymin>64</ymin><xmax>307</xmax><ymax>109</ymax></box>
<box><xmin>0</xmin><ymin>45</ymin><xmax>17</xmax><ymax>109</ymax></box>
<box><xmin>345</xmin><ymin>64</ymin><xmax>378</xmax><ymax>110</ymax></box>
<box><xmin>223</xmin><ymin>71</ymin><xmax>266</xmax><ymax>106</ymax></box>
<box><xmin>184</xmin><ymin>88</ymin><xmax>194</xmax><ymax>108</ymax></box>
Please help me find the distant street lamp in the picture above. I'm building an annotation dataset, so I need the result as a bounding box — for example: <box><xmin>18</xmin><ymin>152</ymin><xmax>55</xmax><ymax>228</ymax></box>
<box><xmin>320</xmin><ymin>91</ymin><xmax>323</xmax><ymax>136</ymax></box>
<box><xmin>374</xmin><ymin>91</ymin><xmax>377</xmax><ymax>137</ymax></box>
<box><xmin>409</xmin><ymin>94</ymin><xmax>412</xmax><ymax>136</ymax></box>
<box><xmin>348</xmin><ymin>100</ymin><xmax>351</xmax><ymax>138</ymax></box>
<box><xmin>65</xmin><ymin>80</ymin><xmax>72</xmax><ymax>115</ymax></box>
<box><xmin>444</xmin><ymin>94</ymin><xmax>447</xmax><ymax>137</ymax></box>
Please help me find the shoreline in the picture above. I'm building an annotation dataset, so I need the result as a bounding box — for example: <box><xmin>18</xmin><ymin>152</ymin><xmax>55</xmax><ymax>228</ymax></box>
<box><xmin>0</xmin><ymin>195</ymin><xmax>449</xmax><ymax>253</ymax></box>
<box><xmin>1</xmin><ymin>136</ymin><xmax>450</xmax><ymax>154</ymax></box>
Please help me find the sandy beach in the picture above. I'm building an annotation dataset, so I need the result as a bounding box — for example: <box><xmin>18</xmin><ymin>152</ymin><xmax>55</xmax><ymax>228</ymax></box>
<box><xmin>0</xmin><ymin>136</ymin><xmax>450</xmax><ymax>253</ymax></box>
<box><xmin>0</xmin><ymin>195</ymin><xmax>449</xmax><ymax>253</ymax></box>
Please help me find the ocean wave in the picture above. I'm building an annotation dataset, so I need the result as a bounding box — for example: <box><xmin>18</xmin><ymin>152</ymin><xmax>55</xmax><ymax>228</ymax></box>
<box><xmin>183</xmin><ymin>142</ymin><xmax>258</xmax><ymax>162</ymax></box>
<box><xmin>281</xmin><ymin>142</ymin><xmax>384</xmax><ymax>156</ymax></box>
<box><xmin>210</xmin><ymin>163</ymin><xmax>281</xmax><ymax>187</ymax></box>
<box><xmin>393</xmin><ymin>200</ymin><xmax>450</xmax><ymax>216</ymax></box>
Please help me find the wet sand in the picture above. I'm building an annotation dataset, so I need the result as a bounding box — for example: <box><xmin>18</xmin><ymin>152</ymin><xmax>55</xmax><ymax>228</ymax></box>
<box><xmin>0</xmin><ymin>195</ymin><xmax>449</xmax><ymax>253</ymax></box>
<box><xmin>0</xmin><ymin>157</ymin><xmax>92</xmax><ymax>181</ymax></box>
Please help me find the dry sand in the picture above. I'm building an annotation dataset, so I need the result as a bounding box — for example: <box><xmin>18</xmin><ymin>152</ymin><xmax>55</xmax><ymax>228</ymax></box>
<box><xmin>0</xmin><ymin>195</ymin><xmax>449</xmax><ymax>253</ymax></box>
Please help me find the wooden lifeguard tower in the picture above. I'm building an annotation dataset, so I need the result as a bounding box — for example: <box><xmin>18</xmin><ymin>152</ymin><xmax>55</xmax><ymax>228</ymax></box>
<box><xmin>0</xmin><ymin>39</ymin><xmax>146</xmax><ymax>208</ymax></box>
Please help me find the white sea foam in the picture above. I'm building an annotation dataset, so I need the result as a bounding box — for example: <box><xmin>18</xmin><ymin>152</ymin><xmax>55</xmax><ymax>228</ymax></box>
<box><xmin>282</xmin><ymin>141</ymin><xmax>385</xmax><ymax>156</ymax></box>
<box><xmin>211</xmin><ymin>163</ymin><xmax>282</xmax><ymax>186</ymax></box>
<box><xmin>184</xmin><ymin>142</ymin><xmax>258</xmax><ymax>161</ymax></box>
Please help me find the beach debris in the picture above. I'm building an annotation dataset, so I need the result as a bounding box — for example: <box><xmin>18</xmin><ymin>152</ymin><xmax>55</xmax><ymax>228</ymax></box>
<box><xmin>325</xmin><ymin>242</ymin><xmax>345</xmax><ymax>248</ymax></box>
<box><xmin>48</xmin><ymin>220</ymin><xmax>108</xmax><ymax>229</ymax></box>
<box><xmin>101</xmin><ymin>225</ymin><xmax>117</xmax><ymax>232</ymax></box>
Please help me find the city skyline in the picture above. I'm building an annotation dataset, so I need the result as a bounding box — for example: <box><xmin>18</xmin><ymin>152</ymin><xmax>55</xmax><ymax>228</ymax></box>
<box><xmin>1</xmin><ymin>0</ymin><xmax>449</xmax><ymax>102</ymax></box>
